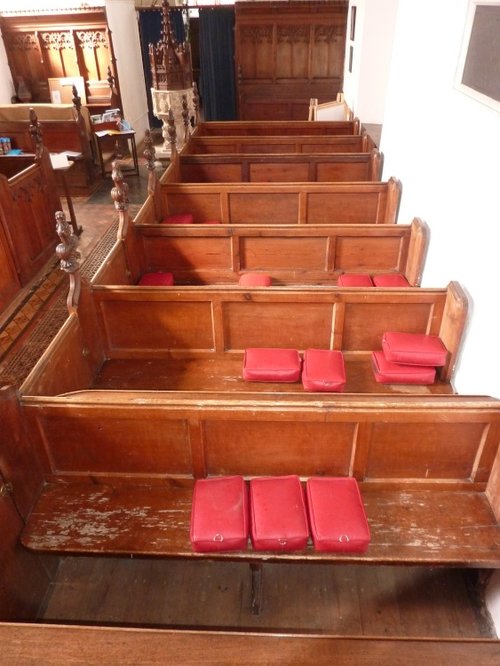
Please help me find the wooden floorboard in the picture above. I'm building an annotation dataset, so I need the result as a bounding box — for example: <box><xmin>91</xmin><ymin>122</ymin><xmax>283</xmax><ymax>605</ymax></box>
<box><xmin>40</xmin><ymin>556</ymin><xmax>495</xmax><ymax>638</ymax></box>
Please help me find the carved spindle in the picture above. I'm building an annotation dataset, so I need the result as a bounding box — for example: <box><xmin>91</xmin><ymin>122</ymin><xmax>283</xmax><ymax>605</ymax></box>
<box><xmin>192</xmin><ymin>82</ymin><xmax>199</xmax><ymax>127</ymax></box>
<box><xmin>143</xmin><ymin>129</ymin><xmax>158</xmax><ymax>197</ymax></box>
<box><xmin>167</xmin><ymin>107</ymin><xmax>178</xmax><ymax>159</ymax></box>
<box><xmin>55</xmin><ymin>210</ymin><xmax>81</xmax><ymax>314</ymax></box>
<box><xmin>181</xmin><ymin>93</ymin><xmax>190</xmax><ymax>144</ymax></box>
<box><xmin>28</xmin><ymin>108</ymin><xmax>44</xmax><ymax>161</ymax></box>
<box><xmin>111</xmin><ymin>161</ymin><xmax>130</xmax><ymax>240</ymax></box>
<box><xmin>71</xmin><ymin>85</ymin><xmax>82</xmax><ymax>112</ymax></box>
<box><xmin>107</xmin><ymin>65</ymin><xmax>120</xmax><ymax>109</ymax></box>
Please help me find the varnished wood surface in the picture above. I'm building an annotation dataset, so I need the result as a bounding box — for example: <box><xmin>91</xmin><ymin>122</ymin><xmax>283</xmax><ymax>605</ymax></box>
<box><xmin>156</xmin><ymin>178</ymin><xmax>401</xmax><ymax>225</ymax></box>
<box><xmin>21</xmin><ymin>481</ymin><xmax>500</xmax><ymax>566</ymax></box>
<box><xmin>193</xmin><ymin>120</ymin><xmax>361</xmax><ymax>136</ymax></box>
<box><xmin>171</xmin><ymin>150</ymin><xmax>382</xmax><ymax>183</ymax></box>
<box><xmin>92</xmin><ymin>218</ymin><xmax>428</xmax><ymax>289</ymax></box>
<box><xmin>2</xmin><ymin>623</ymin><xmax>499</xmax><ymax>665</ymax></box>
<box><xmin>183</xmin><ymin>135</ymin><xmax>373</xmax><ymax>155</ymax></box>
<box><xmin>91</xmin><ymin>356</ymin><xmax>454</xmax><ymax>395</ymax></box>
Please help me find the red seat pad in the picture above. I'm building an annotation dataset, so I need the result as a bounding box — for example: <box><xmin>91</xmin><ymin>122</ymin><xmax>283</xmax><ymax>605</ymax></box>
<box><xmin>238</xmin><ymin>273</ymin><xmax>272</xmax><ymax>287</ymax></box>
<box><xmin>337</xmin><ymin>273</ymin><xmax>374</xmax><ymax>287</ymax></box>
<box><xmin>382</xmin><ymin>331</ymin><xmax>448</xmax><ymax>366</ymax></box>
<box><xmin>137</xmin><ymin>272</ymin><xmax>174</xmax><ymax>286</ymax></box>
<box><xmin>161</xmin><ymin>213</ymin><xmax>194</xmax><ymax>224</ymax></box>
<box><xmin>302</xmin><ymin>349</ymin><xmax>346</xmax><ymax>392</ymax></box>
<box><xmin>190</xmin><ymin>476</ymin><xmax>249</xmax><ymax>552</ymax></box>
<box><xmin>371</xmin><ymin>350</ymin><xmax>436</xmax><ymax>384</ymax></box>
<box><xmin>243</xmin><ymin>348</ymin><xmax>302</xmax><ymax>382</ymax></box>
<box><xmin>306</xmin><ymin>477</ymin><xmax>370</xmax><ymax>553</ymax></box>
<box><xmin>372</xmin><ymin>273</ymin><xmax>411</xmax><ymax>287</ymax></box>
<box><xmin>250</xmin><ymin>476</ymin><xmax>309</xmax><ymax>551</ymax></box>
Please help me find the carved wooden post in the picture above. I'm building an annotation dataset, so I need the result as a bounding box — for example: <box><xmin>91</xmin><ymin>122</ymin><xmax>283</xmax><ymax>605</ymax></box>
<box><xmin>192</xmin><ymin>81</ymin><xmax>199</xmax><ymax>127</ymax></box>
<box><xmin>28</xmin><ymin>108</ymin><xmax>44</xmax><ymax>161</ymax></box>
<box><xmin>55</xmin><ymin>210</ymin><xmax>81</xmax><ymax>315</ymax></box>
<box><xmin>143</xmin><ymin>128</ymin><xmax>157</xmax><ymax>196</ymax></box>
<box><xmin>111</xmin><ymin>161</ymin><xmax>130</xmax><ymax>241</ymax></box>
<box><xmin>167</xmin><ymin>107</ymin><xmax>178</xmax><ymax>160</ymax></box>
<box><xmin>181</xmin><ymin>93</ymin><xmax>190</xmax><ymax>144</ymax></box>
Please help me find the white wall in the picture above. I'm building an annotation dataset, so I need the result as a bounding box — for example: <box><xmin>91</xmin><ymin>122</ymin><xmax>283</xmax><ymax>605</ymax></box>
<box><xmin>375</xmin><ymin>0</ymin><xmax>500</xmax><ymax>632</ymax></box>
<box><xmin>105</xmin><ymin>0</ymin><xmax>149</xmax><ymax>141</ymax></box>
<box><xmin>0</xmin><ymin>28</ymin><xmax>15</xmax><ymax>103</ymax></box>
<box><xmin>343</xmin><ymin>0</ymin><xmax>399</xmax><ymax>123</ymax></box>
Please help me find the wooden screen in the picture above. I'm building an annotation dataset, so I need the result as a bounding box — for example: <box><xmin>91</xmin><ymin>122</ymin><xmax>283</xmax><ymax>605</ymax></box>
<box><xmin>235</xmin><ymin>1</ymin><xmax>348</xmax><ymax>120</ymax></box>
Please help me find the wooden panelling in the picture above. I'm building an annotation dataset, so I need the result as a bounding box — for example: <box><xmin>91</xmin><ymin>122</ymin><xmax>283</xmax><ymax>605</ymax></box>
<box><xmin>194</xmin><ymin>120</ymin><xmax>361</xmax><ymax>136</ymax></box>
<box><xmin>235</xmin><ymin>2</ymin><xmax>348</xmax><ymax>120</ymax></box>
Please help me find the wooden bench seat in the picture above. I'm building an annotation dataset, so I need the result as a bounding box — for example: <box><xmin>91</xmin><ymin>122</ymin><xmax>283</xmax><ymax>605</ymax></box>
<box><xmin>93</xmin><ymin>218</ymin><xmax>428</xmax><ymax>287</ymax></box>
<box><xmin>192</xmin><ymin>119</ymin><xmax>362</xmax><ymax>136</ymax></box>
<box><xmin>164</xmin><ymin>149</ymin><xmax>382</xmax><ymax>183</ymax></box>
<box><xmin>137</xmin><ymin>178</ymin><xmax>402</xmax><ymax>226</ymax></box>
<box><xmin>182</xmin><ymin>133</ymin><xmax>376</xmax><ymax>155</ymax></box>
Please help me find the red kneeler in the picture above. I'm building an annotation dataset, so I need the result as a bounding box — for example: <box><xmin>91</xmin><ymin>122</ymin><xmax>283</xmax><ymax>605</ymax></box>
<box><xmin>190</xmin><ymin>476</ymin><xmax>249</xmax><ymax>552</ymax></box>
<box><xmin>161</xmin><ymin>213</ymin><xmax>194</xmax><ymax>224</ymax></box>
<box><xmin>250</xmin><ymin>475</ymin><xmax>309</xmax><ymax>551</ymax></box>
<box><xmin>137</xmin><ymin>272</ymin><xmax>174</xmax><ymax>286</ymax></box>
<box><xmin>243</xmin><ymin>348</ymin><xmax>302</xmax><ymax>382</ymax></box>
<box><xmin>306</xmin><ymin>477</ymin><xmax>370</xmax><ymax>553</ymax></box>
<box><xmin>371</xmin><ymin>351</ymin><xmax>436</xmax><ymax>384</ymax></box>
<box><xmin>302</xmin><ymin>349</ymin><xmax>346</xmax><ymax>392</ymax></box>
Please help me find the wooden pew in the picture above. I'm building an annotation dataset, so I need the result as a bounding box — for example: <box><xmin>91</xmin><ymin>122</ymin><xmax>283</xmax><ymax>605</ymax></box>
<box><xmin>163</xmin><ymin>149</ymin><xmax>383</xmax><ymax>183</ymax></box>
<box><xmin>15</xmin><ymin>386</ymin><xmax>500</xmax><ymax>570</ymax></box>
<box><xmin>0</xmin><ymin>94</ymin><xmax>96</xmax><ymax>195</ymax></box>
<box><xmin>183</xmin><ymin>133</ymin><xmax>376</xmax><ymax>155</ymax></box>
<box><xmin>0</xmin><ymin>152</ymin><xmax>59</xmax><ymax>313</ymax></box>
<box><xmin>192</xmin><ymin>119</ymin><xmax>362</xmax><ymax>136</ymax></box>
<box><xmin>135</xmin><ymin>178</ymin><xmax>402</xmax><ymax>226</ymax></box>
<box><xmin>19</xmin><ymin>276</ymin><xmax>466</xmax><ymax>398</ymax></box>
<box><xmin>93</xmin><ymin>217</ymin><xmax>428</xmax><ymax>287</ymax></box>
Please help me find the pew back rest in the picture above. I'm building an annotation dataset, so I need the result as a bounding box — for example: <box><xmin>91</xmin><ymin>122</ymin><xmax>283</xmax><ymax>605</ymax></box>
<box><xmin>154</xmin><ymin>179</ymin><xmax>402</xmax><ymax>225</ymax></box>
<box><xmin>193</xmin><ymin>119</ymin><xmax>361</xmax><ymax>136</ymax></box>
<box><xmin>183</xmin><ymin>134</ymin><xmax>374</xmax><ymax>155</ymax></box>
<box><xmin>92</xmin><ymin>219</ymin><xmax>428</xmax><ymax>288</ymax></box>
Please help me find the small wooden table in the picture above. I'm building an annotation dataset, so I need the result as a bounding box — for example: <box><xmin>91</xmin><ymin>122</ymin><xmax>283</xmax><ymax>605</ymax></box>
<box><xmin>94</xmin><ymin>129</ymin><xmax>139</xmax><ymax>178</ymax></box>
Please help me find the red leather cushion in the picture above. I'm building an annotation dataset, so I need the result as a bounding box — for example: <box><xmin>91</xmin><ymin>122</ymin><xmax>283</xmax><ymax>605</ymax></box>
<box><xmin>161</xmin><ymin>213</ymin><xmax>194</xmax><ymax>224</ymax></box>
<box><xmin>190</xmin><ymin>476</ymin><xmax>249</xmax><ymax>552</ymax></box>
<box><xmin>382</xmin><ymin>331</ymin><xmax>448</xmax><ymax>366</ymax></box>
<box><xmin>337</xmin><ymin>273</ymin><xmax>374</xmax><ymax>287</ymax></box>
<box><xmin>302</xmin><ymin>349</ymin><xmax>346</xmax><ymax>392</ymax></box>
<box><xmin>371</xmin><ymin>350</ymin><xmax>436</xmax><ymax>384</ymax></box>
<box><xmin>372</xmin><ymin>273</ymin><xmax>411</xmax><ymax>287</ymax></box>
<box><xmin>243</xmin><ymin>348</ymin><xmax>302</xmax><ymax>382</ymax></box>
<box><xmin>238</xmin><ymin>273</ymin><xmax>272</xmax><ymax>287</ymax></box>
<box><xmin>306</xmin><ymin>477</ymin><xmax>370</xmax><ymax>553</ymax></box>
<box><xmin>138</xmin><ymin>272</ymin><xmax>174</xmax><ymax>286</ymax></box>
<box><xmin>250</xmin><ymin>476</ymin><xmax>309</xmax><ymax>551</ymax></box>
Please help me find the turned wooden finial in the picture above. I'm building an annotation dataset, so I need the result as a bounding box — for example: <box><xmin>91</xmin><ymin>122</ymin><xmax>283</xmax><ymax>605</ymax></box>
<box><xmin>55</xmin><ymin>210</ymin><xmax>81</xmax><ymax>314</ymax></box>
<box><xmin>111</xmin><ymin>161</ymin><xmax>130</xmax><ymax>239</ymax></box>
<box><xmin>71</xmin><ymin>85</ymin><xmax>82</xmax><ymax>112</ymax></box>
<box><xmin>181</xmin><ymin>93</ymin><xmax>190</xmax><ymax>143</ymax></box>
<box><xmin>192</xmin><ymin>82</ymin><xmax>199</xmax><ymax>126</ymax></box>
<box><xmin>167</xmin><ymin>107</ymin><xmax>178</xmax><ymax>159</ymax></box>
<box><xmin>28</xmin><ymin>108</ymin><xmax>44</xmax><ymax>160</ymax></box>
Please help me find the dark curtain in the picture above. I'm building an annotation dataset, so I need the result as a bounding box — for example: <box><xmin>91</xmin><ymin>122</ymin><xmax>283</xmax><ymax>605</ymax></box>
<box><xmin>198</xmin><ymin>8</ymin><xmax>236</xmax><ymax>121</ymax></box>
<box><xmin>137</xmin><ymin>9</ymin><xmax>186</xmax><ymax>129</ymax></box>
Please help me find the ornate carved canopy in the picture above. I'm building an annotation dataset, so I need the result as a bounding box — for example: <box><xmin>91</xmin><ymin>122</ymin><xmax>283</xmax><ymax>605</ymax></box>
<box><xmin>149</xmin><ymin>0</ymin><xmax>193</xmax><ymax>91</ymax></box>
